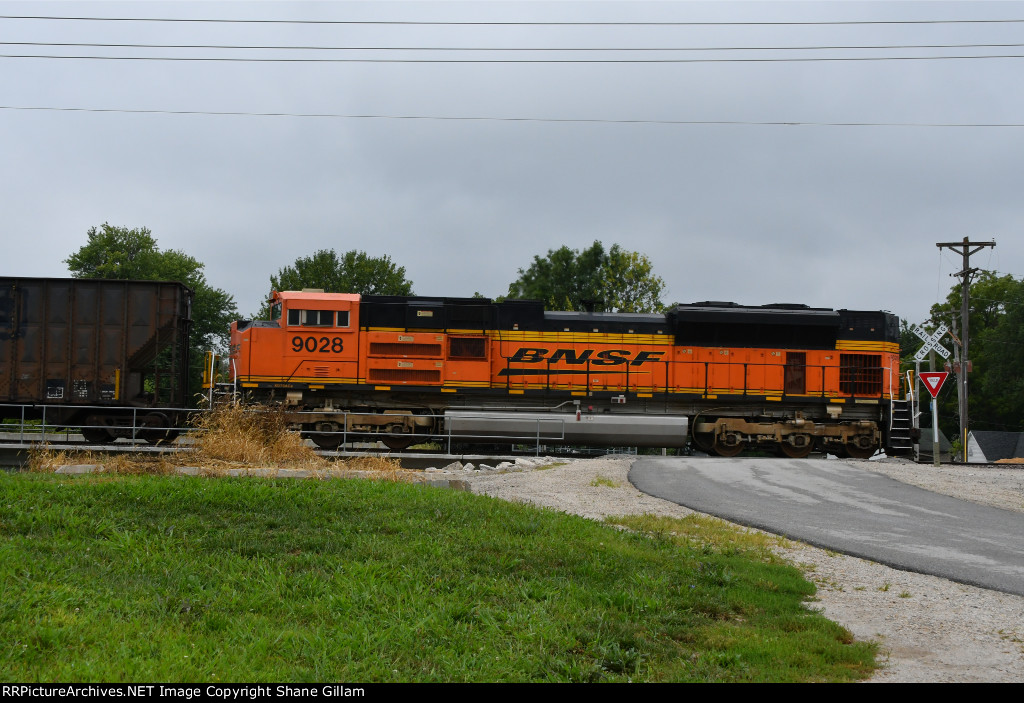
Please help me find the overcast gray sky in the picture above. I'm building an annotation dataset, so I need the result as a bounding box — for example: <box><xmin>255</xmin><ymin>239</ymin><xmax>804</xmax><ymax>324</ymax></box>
<box><xmin>2</xmin><ymin>0</ymin><xmax>1021</xmax><ymax>324</ymax></box>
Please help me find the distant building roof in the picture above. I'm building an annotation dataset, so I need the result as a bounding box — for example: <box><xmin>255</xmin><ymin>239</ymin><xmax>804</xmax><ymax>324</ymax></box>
<box><xmin>968</xmin><ymin>431</ymin><xmax>1024</xmax><ymax>463</ymax></box>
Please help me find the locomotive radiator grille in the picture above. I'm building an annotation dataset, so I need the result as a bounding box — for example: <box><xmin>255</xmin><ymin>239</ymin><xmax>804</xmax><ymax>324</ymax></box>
<box><xmin>447</xmin><ymin>336</ymin><xmax>487</xmax><ymax>360</ymax></box>
<box><xmin>369</xmin><ymin>342</ymin><xmax>442</xmax><ymax>357</ymax></box>
<box><xmin>839</xmin><ymin>354</ymin><xmax>882</xmax><ymax>396</ymax></box>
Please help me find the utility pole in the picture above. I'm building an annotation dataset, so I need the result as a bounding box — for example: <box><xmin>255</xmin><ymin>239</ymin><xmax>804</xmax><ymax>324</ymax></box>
<box><xmin>935</xmin><ymin>237</ymin><xmax>996</xmax><ymax>462</ymax></box>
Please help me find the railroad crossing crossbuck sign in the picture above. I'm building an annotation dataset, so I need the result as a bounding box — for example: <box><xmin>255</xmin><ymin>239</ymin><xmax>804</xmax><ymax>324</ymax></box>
<box><xmin>912</xmin><ymin>323</ymin><xmax>951</xmax><ymax>362</ymax></box>
<box><xmin>919</xmin><ymin>371</ymin><xmax>950</xmax><ymax>399</ymax></box>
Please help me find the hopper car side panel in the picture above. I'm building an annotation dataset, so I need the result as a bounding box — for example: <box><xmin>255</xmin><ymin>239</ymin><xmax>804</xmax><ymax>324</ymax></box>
<box><xmin>0</xmin><ymin>278</ymin><xmax>192</xmax><ymax>441</ymax></box>
<box><xmin>0</xmin><ymin>278</ymin><xmax>192</xmax><ymax>408</ymax></box>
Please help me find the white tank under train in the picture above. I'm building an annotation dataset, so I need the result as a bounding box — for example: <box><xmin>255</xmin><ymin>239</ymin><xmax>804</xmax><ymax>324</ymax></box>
<box><xmin>444</xmin><ymin>410</ymin><xmax>688</xmax><ymax>448</ymax></box>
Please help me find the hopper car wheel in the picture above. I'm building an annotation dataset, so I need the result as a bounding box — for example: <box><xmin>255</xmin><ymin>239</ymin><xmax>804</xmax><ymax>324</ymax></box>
<box><xmin>778</xmin><ymin>437</ymin><xmax>814</xmax><ymax>459</ymax></box>
<box><xmin>139</xmin><ymin>413</ymin><xmax>180</xmax><ymax>445</ymax></box>
<box><xmin>81</xmin><ymin>427</ymin><xmax>114</xmax><ymax>444</ymax></box>
<box><xmin>845</xmin><ymin>441</ymin><xmax>878</xmax><ymax>460</ymax></box>
<box><xmin>309</xmin><ymin>434</ymin><xmax>343</xmax><ymax>450</ymax></box>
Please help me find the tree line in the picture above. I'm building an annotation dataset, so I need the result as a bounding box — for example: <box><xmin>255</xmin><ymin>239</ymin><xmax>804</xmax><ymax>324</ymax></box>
<box><xmin>909</xmin><ymin>271</ymin><xmax>1024</xmax><ymax>435</ymax></box>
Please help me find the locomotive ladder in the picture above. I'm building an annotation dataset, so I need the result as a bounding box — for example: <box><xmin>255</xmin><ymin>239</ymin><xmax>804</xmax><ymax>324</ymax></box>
<box><xmin>888</xmin><ymin>400</ymin><xmax>914</xmax><ymax>455</ymax></box>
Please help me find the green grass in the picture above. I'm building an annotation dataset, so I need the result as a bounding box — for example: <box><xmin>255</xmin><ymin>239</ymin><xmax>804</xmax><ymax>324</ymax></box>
<box><xmin>0</xmin><ymin>473</ymin><xmax>876</xmax><ymax>682</ymax></box>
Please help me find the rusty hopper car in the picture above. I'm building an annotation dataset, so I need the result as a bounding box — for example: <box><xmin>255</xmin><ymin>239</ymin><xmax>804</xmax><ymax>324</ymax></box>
<box><xmin>0</xmin><ymin>278</ymin><xmax>192</xmax><ymax>442</ymax></box>
<box><xmin>230</xmin><ymin>292</ymin><xmax>908</xmax><ymax>457</ymax></box>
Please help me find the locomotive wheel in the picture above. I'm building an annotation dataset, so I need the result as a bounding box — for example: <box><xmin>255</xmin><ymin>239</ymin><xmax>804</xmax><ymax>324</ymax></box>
<box><xmin>778</xmin><ymin>437</ymin><xmax>814</xmax><ymax>459</ymax></box>
<box><xmin>690</xmin><ymin>418</ymin><xmax>716</xmax><ymax>453</ymax></box>
<box><xmin>309</xmin><ymin>433</ymin><xmax>343</xmax><ymax>450</ymax></box>
<box><xmin>378</xmin><ymin>418</ymin><xmax>424</xmax><ymax>451</ymax></box>
<box><xmin>844</xmin><ymin>441</ymin><xmax>878</xmax><ymax>460</ymax></box>
<box><xmin>823</xmin><ymin>441</ymin><xmax>848</xmax><ymax>459</ymax></box>
<box><xmin>381</xmin><ymin>434</ymin><xmax>417</xmax><ymax>451</ymax></box>
<box><xmin>712</xmin><ymin>436</ymin><xmax>745</xmax><ymax>457</ymax></box>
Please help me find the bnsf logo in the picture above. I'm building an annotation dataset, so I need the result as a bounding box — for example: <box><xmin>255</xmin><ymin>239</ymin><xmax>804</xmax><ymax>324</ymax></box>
<box><xmin>504</xmin><ymin>348</ymin><xmax>665</xmax><ymax>367</ymax></box>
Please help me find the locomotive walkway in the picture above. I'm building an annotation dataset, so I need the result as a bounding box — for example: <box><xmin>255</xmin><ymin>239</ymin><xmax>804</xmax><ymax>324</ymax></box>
<box><xmin>630</xmin><ymin>457</ymin><xmax>1024</xmax><ymax>597</ymax></box>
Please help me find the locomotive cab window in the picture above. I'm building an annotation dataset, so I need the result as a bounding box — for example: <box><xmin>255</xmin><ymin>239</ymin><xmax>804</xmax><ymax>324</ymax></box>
<box><xmin>270</xmin><ymin>303</ymin><xmax>282</xmax><ymax>321</ymax></box>
<box><xmin>287</xmin><ymin>309</ymin><xmax>340</xmax><ymax>327</ymax></box>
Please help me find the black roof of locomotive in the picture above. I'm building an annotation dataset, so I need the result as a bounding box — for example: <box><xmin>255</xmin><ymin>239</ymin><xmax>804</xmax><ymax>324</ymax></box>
<box><xmin>669</xmin><ymin>302</ymin><xmax>841</xmax><ymax>328</ymax></box>
<box><xmin>353</xmin><ymin>294</ymin><xmax>898</xmax><ymax>344</ymax></box>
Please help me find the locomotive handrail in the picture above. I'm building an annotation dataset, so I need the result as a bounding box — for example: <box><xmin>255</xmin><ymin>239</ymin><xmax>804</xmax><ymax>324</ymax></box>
<box><xmin>682</xmin><ymin>359</ymin><xmax>888</xmax><ymax>399</ymax></box>
<box><xmin>905</xmin><ymin>369</ymin><xmax>919</xmax><ymax>420</ymax></box>
<box><xmin>489</xmin><ymin>352</ymin><xmax>889</xmax><ymax>400</ymax></box>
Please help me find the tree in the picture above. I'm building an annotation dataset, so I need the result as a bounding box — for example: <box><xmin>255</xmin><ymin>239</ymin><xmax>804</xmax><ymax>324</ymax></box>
<box><xmin>975</xmin><ymin>282</ymin><xmax>1024</xmax><ymax>430</ymax></box>
<box><xmin>65</xmin><ymin>223</ymin><xmax>238</xmax><ymax>354</ymax></box>
<box><xmin>505</xmin><ymin>241</ymin><xmax>666</xmax><ymax>313</ymax></box>
<box><xmin>924</xmin><ymin>271</ymin><xmax>1024</xmax><ymax>433</ymax></box>
<box><xmin>602</xmin><ymin>245</ymin><xmax>668</xmax><ymax>313</ymax></box>
<box><xmin>264</xmin><ymin>249</ymin><xmax>413</xmax><ymax>311</ymax></box>
<box><xmin>928</xmin><ymin>271</ymin><xmax>1019</xmax><ymax>334</ymax></box>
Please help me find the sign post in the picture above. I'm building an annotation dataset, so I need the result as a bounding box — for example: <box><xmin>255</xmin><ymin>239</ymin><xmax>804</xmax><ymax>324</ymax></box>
<box><xmin>919</xmin><ymin>371</ymin><xmax>950</xmax><ymax>466</ymax></box>
<box><xmin>911</xmin><ymin>325</ymin><xmax>952</xmax><ymax>464</ymax></box>
<box><xmin>912</xmin><ymin>324</ymin><xmax>951</xmax><ymax>363</ymax></box>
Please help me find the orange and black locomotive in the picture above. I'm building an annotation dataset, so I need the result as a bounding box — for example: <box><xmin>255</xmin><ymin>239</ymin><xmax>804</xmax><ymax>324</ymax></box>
<box><xmin>230</xmin><ymin>291</ymin><xmax>907</xmax><ymax>457</ymax></box>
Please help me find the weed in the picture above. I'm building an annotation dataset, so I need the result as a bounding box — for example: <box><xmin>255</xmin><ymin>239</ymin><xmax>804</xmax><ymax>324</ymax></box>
<box><xmin>608</xmin><ymin>513</ymin><xmax>792</xmax><ymax>559</ymax></box>
<box><xmin>878</xmin><ymin>582</ymin><xmax>891</xmax><ymax>592</ymax></box>
<box><xmin>590</xmin><ymin>475</ymin><xmax>620</xmax><ymax>488</ymax></box>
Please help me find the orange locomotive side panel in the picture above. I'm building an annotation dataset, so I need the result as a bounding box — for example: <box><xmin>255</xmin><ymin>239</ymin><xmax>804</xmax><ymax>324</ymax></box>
<box><xmin>232</xmin><ymin>291</ymin><xmax>360</xmax><ymax>386</ymax></box>
<box><xmin>362</xmin><ymin>330</ymin><xmax>444</xmax><ymax>386</ymax></box>
<box><xmin>492</xmin><ymin>339</ymin><xmax>670</xmax><ymax>394</ymax></box>
<box><xmin>231</xmin><ymin>293</ymin><xmax>902</xmax><ymax>403</ymax></box>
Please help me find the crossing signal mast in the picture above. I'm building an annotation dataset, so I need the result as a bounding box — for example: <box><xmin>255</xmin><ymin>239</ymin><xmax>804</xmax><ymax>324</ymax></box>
<box><xmin>935</xmin><ymin>237</ymin><xmax>996</xmax><ymax>462</ymax></box>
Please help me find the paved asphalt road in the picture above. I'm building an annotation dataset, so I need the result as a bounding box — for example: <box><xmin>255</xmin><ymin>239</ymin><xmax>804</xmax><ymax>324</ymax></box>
<box><xmin>630</xmin><ymin>457</ymin><xmax>1024</xmax><ymax>596</ymax></box>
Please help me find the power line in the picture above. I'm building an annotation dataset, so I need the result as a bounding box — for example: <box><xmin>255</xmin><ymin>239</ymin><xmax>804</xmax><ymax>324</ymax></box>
<box><xmin>8</xmin><ymin>40</ymin><xmax>1024</xmax><ymax>53</ymax></box>
<box><xmin>4</xmin><ymin>15</ymin><xmax>1024</xmax><ymax>27</ymax></box>
<box><xmin>7</xmin><ymin>52</ymin><xmax>1024</xmax><ymax>64</ymax></box>
<box><xmin>3</xmin><ymin>105</ymin><xmax>1024</xmax><ymax>127</ymax></box>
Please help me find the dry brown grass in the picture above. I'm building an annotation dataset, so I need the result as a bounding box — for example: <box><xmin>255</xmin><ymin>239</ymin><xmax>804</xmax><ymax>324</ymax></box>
<box><xmin>340</xmin><ymin>454</ymin><xmax>415</xmax><ymax>482</ymax></box>
<box><xmin>27</xmin><ymin>445</ymin><xmax>176</xmax><ymax>475</ymax></box>
<box><xmin>24</xmin><ymin>404</ymin><xmax>415</xmax><ymax>482</ymax></box>
<box><xmin>27</xmin><ymin>445</ymin><xmax>90</xmax><ymax>473</ymax></box>
<box><xmin>187</xmin><ymin>403</ymin><xmax>328</xmax><ymax>469</ymax></box>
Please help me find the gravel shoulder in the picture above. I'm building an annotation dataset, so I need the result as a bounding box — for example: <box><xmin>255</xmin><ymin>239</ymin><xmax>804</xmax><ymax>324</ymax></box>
<box><xmin>436</xmin><ymin>455</ymin><xmax>1024</xmax><ymax>683</ymax></box>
